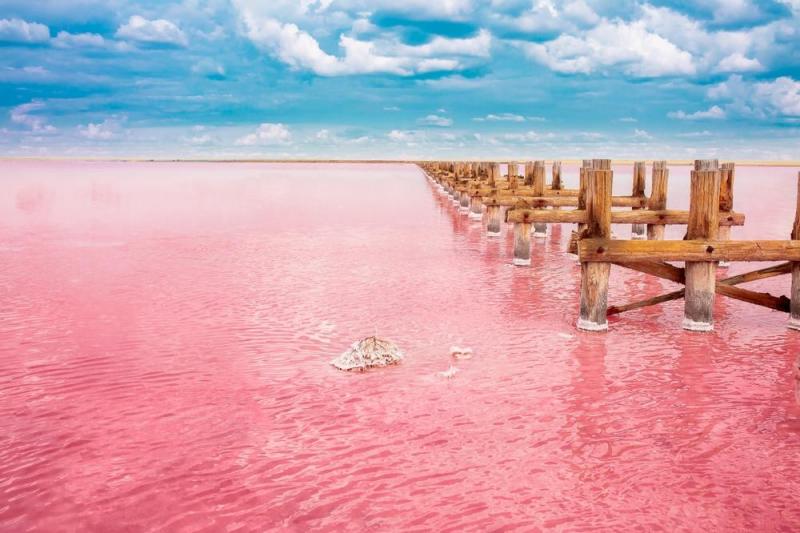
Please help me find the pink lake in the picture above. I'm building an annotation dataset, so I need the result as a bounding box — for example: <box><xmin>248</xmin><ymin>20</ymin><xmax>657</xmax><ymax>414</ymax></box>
<box><xmin>1</xmin><ymin>160</ymin><xmax>800</xmax><ymax>532</ymax></box>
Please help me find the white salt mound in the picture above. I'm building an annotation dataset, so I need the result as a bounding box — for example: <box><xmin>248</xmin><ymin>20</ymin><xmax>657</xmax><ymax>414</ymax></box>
<box><xmin>439</xmin><ymin>365</ymin><xmax>459</xmax><ymax>379</ymax></box>
<box><xmin>331</xmin><ymin>336</ymin><xmax>404</xmax><ymax>372</ymax></box>
<box><xmin>450</xmin><ymin>346</ymin><xmax>473</xmax><ymax>360</ymax></box>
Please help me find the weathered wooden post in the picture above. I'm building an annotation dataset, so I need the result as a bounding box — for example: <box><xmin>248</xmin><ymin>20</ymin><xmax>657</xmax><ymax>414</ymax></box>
<box><xmin>532</xmin><ymin>160</ymin><xmax>548</xmax><ymax>237</ymax></box>
<box><xmin>552</xmin><ymin>161</ymin><xmax>562</xmax><ymax>191</ymax></box>
<box><xmin>647</xmin><ymin>161</ymin><xmax>668</xmax><ymax>240</ymax></box>
<box><xmin>575</xmin><ymin>159</ymin><xmax>592</xmax><ymax>235</ymax></box>
<box><xmin>791</xmin><ymin>172</ymin><xmax>800</xmax><ymax>331</ymax></box>
<box><xmin>578</xmin><ymin>159</ymin><xmax>613</xmax><ymax>331</ymax></box>
<box><xmin>513</xmin><ymin>224</ymin><xmax>532</xmax><ymax>265</ymax></box>
<box><xmin>631</xmin><ymin>161</ymin><xmax>647</xmax><ymax>239</ymax></box>
<box><xmin>718</xmin><ymin>162</ymin><xmax>735</xmax><ymax>268</ymax></box>
<box><xmin>469</xmin><ymin>192</ymin><xmax>483</xmax><ymax>220</ymax></box>
<box><xmin>488</xmin><ymin>163</ymin><xmax>499</xmax><ymax>188</ymax></box>
<box><xmin>458</xmin><ymin>165</ymin><xmax>470</xmax><ymax>212</ymax></box>
<box><xmin>683</xmin><ymin>160</ymin><xmax>721</xmax><ymax>332</ymax></box>
<box><xmin>486</xmin><ymin>202</ymin><xmax>502</xmax><ymax>236</ymax></box>
<box><xmin>508</xmin><ymin>163</ymin><xmax>519</xmax><ymax>190</ymax></box>
<box><xmin>524</xmin><ymin>162</ymin><xmax>534</xmax><ymax>186</ymax></box>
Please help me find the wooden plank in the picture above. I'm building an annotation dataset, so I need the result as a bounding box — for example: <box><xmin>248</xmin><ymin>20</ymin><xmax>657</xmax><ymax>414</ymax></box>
<box><xmin>647</xmin><ymin>161</ymin><xmax>668</xmax><ymax>240</ymax></box>
<box><xmin>715</xmin><ymin>285</ymin><xmax>790</xmax><ymax>312</ymax></box>
<box><xmin>506</xmin><ymin>209</ymin><xmax>744</xmax><ymax>226</ymax></box>
<box><xmin>718</xmin><ymin>262</ymin><xmax>791</xmax><ymax>285</ymax></box>
<box><xmin>608</xmin><ymin>289</ymin><xmax>684</xmax><ymax>316</ymax></box>
<box><xmin>578</xmin><ymin>239</ymin><xmax>800</xmax><ymax>262</ymax></box>
<box><xmin>613</xmin><ymin>261</ymin><xmax>685</xmax><ymax>284</ymax></box>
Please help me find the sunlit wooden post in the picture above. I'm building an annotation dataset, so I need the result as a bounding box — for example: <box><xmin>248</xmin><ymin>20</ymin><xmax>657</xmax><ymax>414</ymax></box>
<box><xmin>718</xmin><ymin>162</ymin><xmax>735</xmax><ymax>268</ymax></box>
<box><xmin>469</xmin><ymin>192</ymin><xmax>483</xmax><ymax>220</ymax></box>
<box><xmin>791</xmin><ymin>172</ymin><xmax>800</xmax><ymax>330</ymax></box>
<box><xmin>532</xmin><ymin>160</ymin><xmax>548</xmax><ymax>237</ymax></box>
<box><xmin>631</xmin><ymin>161</ymin><xmax>647</xmax><ymax>239</ymax></box>
<box><xmin>683</xmin><ymin>160</ymin><xmax>721</xmax><ymax>332</ymax></box>
<box><xmin>552</xmin><ymin>161</ymin><xmax>562</xmax><ymax>192</ymax></box>
<box><xmin>508</xmin><ymin>162</ymin><xmax>519</xmax><ymax>190</ymax></box>
<box><xmin>458</xmin><ymin>164</ymin><xmax>470</xmax><ymax>212</ymax></box>
<box><xmin>647</xmin><ymin>161</ymin><xmax>668</xmax><ymax>240</ymax></box>
<box><xmin>577</xmin><ymin>160</ymin><xmax>591</xmax><ymax>234</ymax></box>
<box><xmin>513</xmin><ymin>218</ymin><xmax>532</xmax><ymax>266</ymax></box>
<box><xmin>578</xmin><ymin>159</ymin><xmax>612</xmax><ymax>331</ymax></box>
<box><xmin>524</xmin><ymin>161</ymin><xmax>534</xmax><ymax>186</ymax></box>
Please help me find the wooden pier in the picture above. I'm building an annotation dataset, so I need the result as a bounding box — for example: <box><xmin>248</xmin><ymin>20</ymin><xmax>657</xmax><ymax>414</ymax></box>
<box><xmin>420</xmin><ymin>160</ymin><xmax>800</xmax><ymax>333</ymax></box>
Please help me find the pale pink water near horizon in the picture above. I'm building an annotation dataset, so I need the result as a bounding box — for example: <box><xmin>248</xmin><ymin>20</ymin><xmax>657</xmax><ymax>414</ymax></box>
<box><xmin>2</xmin><ymin>160</ymin><xmax>800</xmax><ymax>531</ymax></box>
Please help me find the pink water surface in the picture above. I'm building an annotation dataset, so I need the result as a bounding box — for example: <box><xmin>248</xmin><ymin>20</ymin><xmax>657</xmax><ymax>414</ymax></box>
<box><xmin>1</xmin><ymin>160</ymin><xmax>800</xmax><ymax>532</ymax></box>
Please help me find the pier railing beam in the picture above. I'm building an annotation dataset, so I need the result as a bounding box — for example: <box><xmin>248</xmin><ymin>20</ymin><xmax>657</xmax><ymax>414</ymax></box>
<box><xmin>632</xmin><ymin>161</ymin><xmax>646</xmax><ymax>239</ymax></box>
<box><xmin>578</xmin><ymin>159</ymin><xmax>612</xmax><ymax>331</ymax></box>
<box><xmin>683</xmin><ymin>161</ymin><xmax>721</xmax><ymax>332</ymax></box>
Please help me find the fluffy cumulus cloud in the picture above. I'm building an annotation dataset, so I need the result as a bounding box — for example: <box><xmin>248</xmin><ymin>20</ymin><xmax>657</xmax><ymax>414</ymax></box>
<box><xmin>116</xmin><ymin>15</ymin><xmax>188</xmax><ymax>47</ymax></box>
<box><xmin>233</xmin><ymin>1</ymin><xmax>490</xmax><ymax>76</ymax></box>
<box><xmin>419</xmin><ymin>114</ymin><xmax>453</xmax><ymax>127</ymax></box>
<box><xmin>521</xmin><ymin>18</ymin><xmax>696</xmax><ymax>77</ymax></box>
<box><xmin>236</xmin><ymin>123</ymin><xmax>292</xmax><ymax>145</ymax></box>
<box><xmin>0</xmin><ymin>18</ymin><xmax>49</xmax><ymax>43</ymax></box>
<box><xmin>52</xmin><ymin>31</ymin><xmax>105</xmax><ymax>48</ymax></box>
<box><xmin>10</xmin><ymin>101</ymin><xmax>56</xmax><ymax>132</ymax></box>
<box><xmin>668</xmin><ymin>105</ymin><xmax>727</xmax><ymax>120</ymax></box>
<box><xmin>708</xmin><ymin>75</ymin><xmax>800</xmax><ymax>117</ymax></box>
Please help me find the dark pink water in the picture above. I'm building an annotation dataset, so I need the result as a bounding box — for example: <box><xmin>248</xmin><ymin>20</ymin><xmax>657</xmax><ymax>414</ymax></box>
<box><xmin>2</xmin><ymin>160</ymin><xmax>800</xmax><ymax>532</ymax></box>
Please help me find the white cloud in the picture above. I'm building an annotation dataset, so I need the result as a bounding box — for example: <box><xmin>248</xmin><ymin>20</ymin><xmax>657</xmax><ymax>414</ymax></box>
<box><xmin>235</xmin><ymin>123</ymin><xmax>292</xmax><ymax>145</ymax></box>
<box><xmin>52</xmin><ymin>31</ymin><xmax>105</xmax><ymax>48</ymax></box>
<box><xmin>474</xmin><ymin>113</ymin><xmax>526</xmax><ymax>122</ymax></box>
<box><xmin>116</xmin><ymin>15</ymin><xmax>187</xmax><ymax>47</ymax></box>
<box><xmin>235</xmin><ymin>4</ymin><xmax>490</xmax><ymax>76</ymax></box>
<box><xmin>521</xmin><ymin>19</ymin><xmax>695</xmax><ymax>77</ymax></box>
<box><xmin>619</xmin><ymin>117</ymin><xmax>638</xmax><ymax>122</ymax></box>
<box><xmin>188</xmin><ymin>134</ymin><xmax>212</xmax><ymax>145</ymax></box>
<box><xmin>10</xmin><ymin>101</ymin><xmax>56</xmax><ymax>132</ymax></box>
<box><xmin>715</xmin><ymin>53</ymin><xmax>762</xmax><ymax>73</ymax></box>
<box><xmin>419</xmin><ymin>114</ymin><xmax>453</xmax><ymax>127</ymax></box>
<box><xmin>0</xmin><ymin>18</ymin><xmax>49</xmax><ymax>43</ymax></box>
<box><xmin>192</xmin><ymin>59</ymin><xmax>226</xmax><ymax>79</ymax></box>
<box><xmin>667</xmin><ymin>105</ymin><xmax>726</xmax><ymax>120</ymax></box>
<box><xmin>633</xmin><ymin>128</ymin><xmax>652</xmax><ymax>139</ymax></box>
<box><xmin>79</xmin><ymin>121</ymin><xmax>114</xmax><ymax>140</ymax></box>
<box><xmin>709</xmin><ymin>75</ymin><xmax>800</xmax><ymax>117</ymax></box>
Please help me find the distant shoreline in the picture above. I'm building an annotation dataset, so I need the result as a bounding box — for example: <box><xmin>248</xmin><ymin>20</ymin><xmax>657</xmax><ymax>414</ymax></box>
<box><xmin>1</xmin><ymin>157</ymin><xmax>799</xmax><ymax>167</ymax></box>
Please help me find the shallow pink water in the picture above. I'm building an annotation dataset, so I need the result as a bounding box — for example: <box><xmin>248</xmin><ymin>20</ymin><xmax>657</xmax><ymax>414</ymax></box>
<box><xmin>1</xmin><ymin>160</ymin><xmax>800</xmax><ymax>532</ymax></box>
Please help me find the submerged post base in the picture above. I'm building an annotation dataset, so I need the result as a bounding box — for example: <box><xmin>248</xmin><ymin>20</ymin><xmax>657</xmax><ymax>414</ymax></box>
<box><xmin>576</xmin><ymin>318</ymin><xmax>608</xmax><ymax>332</ymax></box>
<box><xmin>487</xmin><ymin>230</ymin><xmax>502</xmax><ymax>237</ymax></box>
<box><xmin>788</xmin><ymin>318</ymin><xmax>800</xmax><ymax>331</ymax></box>
<box><xmin>682</xmin><ymin>318</ymin><xmax>714</xmax><ymax>332</ymax></box>
<box><xmin>631</xmin><ymin>233</ymin><xmax>647</xmax><ymax>240</ymax></box>
<box><xmin>468</xmin><ymin>212</ymin><xmax>483</xmax><ymax>220</ymax></box>
<box><xmin>512</xmin><ymin>257</ymin><xmax>531</xmax><ymax>266</ymax></box>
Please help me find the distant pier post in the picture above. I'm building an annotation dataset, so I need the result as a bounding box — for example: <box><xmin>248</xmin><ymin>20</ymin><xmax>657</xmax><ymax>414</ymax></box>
<box><xmin>647</xmin><ymin>161</ymin><xmax>668</xmax><ymax>240</ymax></box>
<box><xmin>578</xmin><ymin>159</ymin><xmax>612</xmax><ymax>331</ymax></box>
<box><xmin>683</xmin><ymin>160</ymin><xmax>721</xmax><ymax>332</ymax></box>
<box><xmin>718</xmin><ymin>162</ymin><xmax>735</xmax><ymax>267</ymax></box>
<box><xmin>791</xmin><ymin>172</ymin><xmax>800</xmax><ymax>330</ymax></box>
<box><xmin>631</xmin><ymin>161</ymin><xmax>647</xmax><ymax>239</ymax></box>
<box><xmin>532</xmin><ymin>161</ymin><xmax>548</xmax><ymax>237</ymax></box>
<box><xmin>508</xmin><ymin>163</ymin><xmax>519</xmax><ymax>190</ymax></box>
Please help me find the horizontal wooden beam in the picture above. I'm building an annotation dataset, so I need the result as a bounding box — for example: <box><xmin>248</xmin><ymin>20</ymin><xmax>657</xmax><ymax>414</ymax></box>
<box><xmin>476</xmin><ymin>192</ymin><xmax>644</xmax><ymax>208</ymax></box>
<box><xmin>613</xmin><ymin>261</ymin><xmax>685</xmax><ymax>284</ymax></box>
<box><xmin>579</xmin><ymin>239</ymin><xmax>800</xmax><ymax>262</ymax></box>
<box><xmin>506</xmin><ymin>209</ymin><xmax>745</xmax><ymax>226</ymax></box>
<box><xmin>715</xmin><ymin>284</ymin><xmax>791</xmax><ymax>312</ymax></box>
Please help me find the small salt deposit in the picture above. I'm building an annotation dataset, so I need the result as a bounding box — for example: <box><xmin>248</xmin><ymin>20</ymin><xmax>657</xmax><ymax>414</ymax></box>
<box><xmin>450</xmin><ymin>346</ymin><xmax>473</xmax><ymax>360</ymax></box>
<box><xmin>330</xmin><ymin>336</ymin><xmax>404</xmax><ymax>371</ymax></box>
<box><xmin>439</xmin><ymin>365</ymin><xmax>459</xmax><ymax>379</ymax></box>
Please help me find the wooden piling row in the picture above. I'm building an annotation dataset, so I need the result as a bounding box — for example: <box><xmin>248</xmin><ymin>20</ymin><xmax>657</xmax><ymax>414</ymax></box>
<box><xmin>420</xmin><ymin>161</ymin><xmax>800</xmax><ymax>333</ymax></box>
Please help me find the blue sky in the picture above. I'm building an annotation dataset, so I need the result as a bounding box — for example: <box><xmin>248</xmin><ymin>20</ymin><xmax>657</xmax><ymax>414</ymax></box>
<box><xmin>1</xmin><ymin>0</ymin><xmax>799</xmax><ymax>159</ymax></box>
